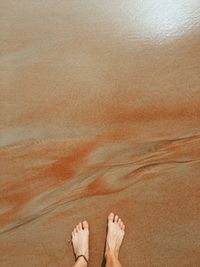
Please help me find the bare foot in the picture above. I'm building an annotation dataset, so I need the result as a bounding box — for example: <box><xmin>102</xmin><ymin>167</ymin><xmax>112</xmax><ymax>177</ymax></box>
<box><xmin>105</xmin><ymin>212</ymin><xmax>125</xmax><ymax>259</ymax></box>
<box><xmin>71</xmin><ymin>220</ymin><xmax>89</xmax><ymax>266</ymax></box>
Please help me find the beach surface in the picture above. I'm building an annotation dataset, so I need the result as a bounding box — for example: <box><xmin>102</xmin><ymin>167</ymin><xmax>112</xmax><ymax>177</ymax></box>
<box><xmin>0</xmin><ymin>1</ymin><xmax>200</xmax><ymax>266</ymax></box>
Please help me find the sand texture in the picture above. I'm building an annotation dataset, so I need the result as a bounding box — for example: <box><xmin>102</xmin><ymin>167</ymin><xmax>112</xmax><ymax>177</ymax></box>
<box><xmin>0</xmin><ymin>1</ymin><xmax>200</xmax><ymax>266</ymax></box>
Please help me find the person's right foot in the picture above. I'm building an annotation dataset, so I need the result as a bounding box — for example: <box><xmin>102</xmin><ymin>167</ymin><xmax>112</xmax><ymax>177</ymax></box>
<box><xmin>105</xmin><ymin>212</ymin><xmax>125</xmax><ymax>259</ymax></box>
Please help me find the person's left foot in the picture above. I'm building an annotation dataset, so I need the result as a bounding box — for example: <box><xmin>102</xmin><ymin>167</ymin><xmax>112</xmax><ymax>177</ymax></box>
<box><xmin>71</xmin><ymin>221</ymin><xmax>89</xmax><ymax>265</ymax></box>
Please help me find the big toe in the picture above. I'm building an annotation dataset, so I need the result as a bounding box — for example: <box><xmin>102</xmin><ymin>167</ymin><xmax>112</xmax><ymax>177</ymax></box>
<box><xmin>108</xmin><ymin>212</ymin><xmax>114</xmax><ymax>222</ymax></box>
<box><xmin>82</xmin><ymin>220</ymin><xmax>89</xmax><ymax>230</ymax></box>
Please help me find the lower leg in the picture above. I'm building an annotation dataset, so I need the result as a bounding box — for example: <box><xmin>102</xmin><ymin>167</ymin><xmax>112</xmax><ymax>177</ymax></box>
<box><xmin>105</xmin><ymin>251</ymin><xmax>122</xmax><ymax>267</ymax></box>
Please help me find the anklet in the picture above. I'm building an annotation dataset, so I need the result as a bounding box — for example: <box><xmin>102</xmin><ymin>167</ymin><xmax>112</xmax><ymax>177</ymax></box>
<box><xmin>76</xmin><ymin>255</ymin><xmax>88</xmax><ymax>264</ymax></box>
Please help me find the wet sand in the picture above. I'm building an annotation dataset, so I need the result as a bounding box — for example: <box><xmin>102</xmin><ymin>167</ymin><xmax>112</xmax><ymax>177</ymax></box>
<box><xmin>0</xmin><ymin>1</ymin><xmax>200</xmax><ymax>266</ymax></box>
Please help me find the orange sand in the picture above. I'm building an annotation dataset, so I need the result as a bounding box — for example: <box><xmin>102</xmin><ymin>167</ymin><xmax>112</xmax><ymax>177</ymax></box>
<box><xmin>0</xmin><ymin>1</ymin><xmax>200</xmax><ymax>266</ymax></box>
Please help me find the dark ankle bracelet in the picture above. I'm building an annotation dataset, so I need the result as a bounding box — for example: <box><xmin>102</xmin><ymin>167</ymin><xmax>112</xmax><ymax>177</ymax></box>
<box><xmin>76</xmin><ymin>255</ymin><xmax>88</xmax><ymax>264</ymax></box>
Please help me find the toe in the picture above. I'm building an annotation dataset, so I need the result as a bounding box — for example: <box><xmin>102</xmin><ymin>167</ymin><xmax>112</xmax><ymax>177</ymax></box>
<box><xmin>108</xmin><ymin>212</ymin><xmax>114</xmax><ymax>222</ymax></box>
<box><xmin>82</xmin><ymin>220</ymin><xmax>89</xmax><ymax>229</ymax></box>
<box><xmin>114</xmin><ymin>215</ymin><xmax>119</xmax><ymax>222</ymax></box>
<box><xmin>118</xmin><ymin>219</ymin><xmax>123</xmax><ymax>226</ymax></box>
<box><xmin>119</xmin><ymin>221</ymin><xmax>123</xmax><ymax>229</ymax></box>
<box><xmin>76</xmin><ymin>225</ymin><xmax>79</xmax><ymax>232</ymax></box>
<box><xmin>78</xmin><ymin>222</ymin><xmax>82</xmax><ymax>230</ymax></box>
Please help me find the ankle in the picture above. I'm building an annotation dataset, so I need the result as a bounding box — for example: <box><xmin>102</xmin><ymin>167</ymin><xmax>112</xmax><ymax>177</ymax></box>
<box><xmin>76</xmin><ymin>256</ymin><xmax>88</xmax><ymax>267</ymax></box>
<box><xmin>105</xmin><ymin>249</ymin><xmax>119</xmax><ymax>260</ymax></box>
